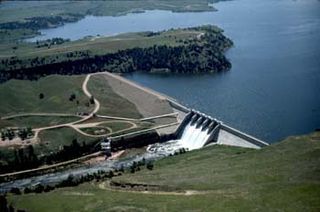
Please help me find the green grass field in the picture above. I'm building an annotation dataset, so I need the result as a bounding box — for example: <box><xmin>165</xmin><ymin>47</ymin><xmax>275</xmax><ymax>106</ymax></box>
<box><xmin>80</xmin><ymin>121</ymin><xmax>156</xmax><ymax>136</ymax></box>
<box><xmin>0</xmin><ymin>75</ymin><xmax>92</xmax><ymax>117</ymax></box>
<box><xmin>8</xmin><ymin>132</ymin><xmax>320</xmax><ymax>211</ymax></box>
<box><xmin>1</xmin><ymin>29</ymin><xmax>201</xmax><ymax>57</ymax></box>
<box><xmin>37</xmin><ymin>127</ymin><xmax>97</xmax><ymax>155</ymax></box>
<box><xmin>80</xmin><ymin>127</ymin><xmax>111</xmax><ymax>136</ymax></box>
<box><xmin>0</xmin><ymin>0</ymin><xmax>214</xmax><ymax>24</ymax></box>
<box><xmin>0</xmin><ymin>116</ymin><xmax>79</xmax><ymax>129</ymax></box>
<box><xmin>97</xmin><ymin>121</ymin><xmax>135</xmax><ymax>132</ymax></box>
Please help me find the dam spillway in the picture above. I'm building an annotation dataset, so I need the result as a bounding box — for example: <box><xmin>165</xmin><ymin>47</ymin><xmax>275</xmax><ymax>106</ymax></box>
<box><xmin>147</xmin><ymin>110</ymin><xmax>221</xmax><ymax>154</ymax></box>
<box><xmin>175</xmin><ymin>111</ymin><xmax>220</xmax><ymax>150</ymax></box>
<box><xmin>147</xmin><ymin>109</ymin><xmax>269</xmax><ymax>154</ymax></box>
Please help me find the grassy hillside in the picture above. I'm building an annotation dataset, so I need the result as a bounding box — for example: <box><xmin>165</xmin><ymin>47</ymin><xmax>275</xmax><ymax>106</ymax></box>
<box><xmin>0</xmin><ymin>28</ymin><xmax>209</xmax><ymax>67</ymax></box>
<box><xmin>0</xmin><ymin>116</ymin><xmax>79</xmax><ymax>129</ymax></box>
<box><xmin>0</xmin><ymin>0</ymin><xmax>215</xmax><ymax>24</ymax></box>
<box><xmin>7</xmin><ymin>132</ymin><xmax>320</xmax><ymax>211</ymax></box>
<box><xmin>37</xmin><ymin>127</ymin><xmax>97</xmax><ymax>155</ymax></box>
<box><xmin>87</xmin><ymin>75</ymin><xmax>142</xmax><ymax>118</ymax></box>
<box><xmin>0</xmin><ymin>73</ymin><xmax>144</xmax><ymax>123</ymax></box>
<box><xmin>0</xmin><ymin>75</ymin><xmax>92</xmax><ymax>117</ymax></box>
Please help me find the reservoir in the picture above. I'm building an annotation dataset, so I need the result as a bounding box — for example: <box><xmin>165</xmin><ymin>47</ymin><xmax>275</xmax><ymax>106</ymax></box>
<box><xmin>28</xmin><ymin>0</ymin><xmax>320</xmax><ymax>143</ymax></box>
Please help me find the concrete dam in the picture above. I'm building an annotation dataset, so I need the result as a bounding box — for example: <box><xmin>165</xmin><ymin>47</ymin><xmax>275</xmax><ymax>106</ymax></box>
<box><xmin>147</xmin><ymin>109</ymin><xmax>269</xmax><ymax>154</ymax></box>
<box><xmin>176</xmin><ymin>110</ymin><xmax>269</xmax><ymax>150</ymax></box>
<box><xmin>99</xmin><ymin>72</ymin><xmax>269</xmax><ymax>154</ymax></box>
<box><xmin>174</xmin><ymin>110</ymin><xmax>221</xmax><ymax>151</ymax></box>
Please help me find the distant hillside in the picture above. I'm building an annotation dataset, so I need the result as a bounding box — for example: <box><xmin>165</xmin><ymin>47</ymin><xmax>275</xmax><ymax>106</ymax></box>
<box><xmin>0</xmin><ymin>0</ymin><xmax>217</xmax><ymax>24</ymax></box>
<box><xmin>0</xmin><ymin>0</ymin><xmax>219</xmax><ymax>41</ymax></box>
<box><xmin>0</xmin><ymin>26</ymin><xmax>233</xmax><ymax>82</ymax></box>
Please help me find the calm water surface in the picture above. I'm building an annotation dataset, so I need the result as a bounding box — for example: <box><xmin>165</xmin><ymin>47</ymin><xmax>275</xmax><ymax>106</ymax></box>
<box><xmin>125</xmin><ymin>0</ymin><xmax>320</xmax><ymax>143</ymax></box>
<box><xmin>28</xmin><ymin>0</ymin><xmax>320</xmax><ymax>143</ymax></box>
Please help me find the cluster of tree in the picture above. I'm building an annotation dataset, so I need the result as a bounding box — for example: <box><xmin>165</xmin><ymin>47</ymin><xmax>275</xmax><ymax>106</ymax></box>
<box><xmin>69</xmin><ymin>93</ymin><xmax>76</xmax><ymax>101</ymax></box>
<box><xmin>128</xmin><ymin>158</ymin><xmax>154</xmax><ymax>174</ymax></box>
<box><xmin>0</xmin><ymin>14</ymin><xmax>83</xmax><ymax>31</ymax></box>
<box><xmin>0</xmin><ymin>139</ymin><xmax>99</xmax><ymax>175</ymax></box>
<box><xmin>140</xmin><ymin>31</ymin><xmax>161</xmax><ymax>37</ymax></box>
<box><xmin>0</xmin><ymin>195</ymin><xmax>25</xmax><ymax>212</ymax></box>
<box><xmin>43</xmin><ymin>139</ymin><xmax>97</xmax><ymax>165</ymax></box>
<box><xmin>12</xmin><ymin>145</ymin><xmax>39</xmax><ymax>171</ymax></box>
<box><xmin>17</xmin><ymin>128</ymin><xmax>33</xmax><ymax>140</ymax></box>
<box><xmin>89</xmin><ymin>96</ymin><xmax>95</xmax><ymax>104</ymax></box>
<box><xmin>39</xmin><ymin>93</ymin><xmax>44</xmax><ymax>99</ymax></box>
<box><xmin>0</xmin><ymin>50</ymin><xmax>90</xmax><ymax>71</ymax></box>
<box><xmin>172</xmin><ymin>148</ymin><xmax>187</xmax><ymax>156</ymax></box>
<box><xmin>41</xmin><ymin>91</ymin><xmax>84</xmax><ymax>107</ymax></box>
<box><xmin>0</xmin><ymin>27</ymin><xmax>232</xmax><ymax>83</ymax></box>
<box><xmin>0</xmin><ymin>127</ymin><xmax>33</xmax><ymax>141</ymax></box>
<box><xmin>0</xmin><ymin>129</ymin><xmax>14</xmax><ymax>141</ymax></box>
<box><xmin>35</xmin><ymin>37</ymin><xmax>70</xmax><ymax>48</ymax></box>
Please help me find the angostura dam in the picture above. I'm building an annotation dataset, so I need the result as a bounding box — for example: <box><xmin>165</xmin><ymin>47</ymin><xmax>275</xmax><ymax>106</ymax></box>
<box><xmin>103</xmin><ymin>73</ymin><xmax>269</xmax><ymax>155</ymax></box>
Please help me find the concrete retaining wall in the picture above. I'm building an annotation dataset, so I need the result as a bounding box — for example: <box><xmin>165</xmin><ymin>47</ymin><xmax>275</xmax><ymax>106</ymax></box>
<box><xmin>111</xmin><ymin>130</ymin><xmax>160</xmax><ymax>151</ymax></box>
<box><xmin>168</xmin><ymin>100</ymin><xmax>190</xmax><ymax>113</ymax></box>
<box><xmin>219</xmin><ymin>124</ymin><xmax>269</xmax><ymax>148</ymax></box>
<box><xmin>171</xmin><ymin>110</ymin><xmax>269</xmax><ymax>149</ymax></box>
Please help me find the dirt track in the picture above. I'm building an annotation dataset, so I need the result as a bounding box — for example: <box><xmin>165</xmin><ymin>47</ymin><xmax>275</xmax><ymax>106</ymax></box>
<box><xmin>98</xmin><ymin>181</ymin><xmax>211</xmax><ymax>196</ymax></box>
<box><xmin>0</xmin><ymin>72</ymin><xmax>179</xmax><ymax>146</ymax></box>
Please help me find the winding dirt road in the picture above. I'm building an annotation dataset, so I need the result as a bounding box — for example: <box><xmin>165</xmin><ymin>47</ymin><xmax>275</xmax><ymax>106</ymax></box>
<box><xmin>1</xmin><ymin>73</ymin><xmax>179</xmax><ymax>146</ymax></box>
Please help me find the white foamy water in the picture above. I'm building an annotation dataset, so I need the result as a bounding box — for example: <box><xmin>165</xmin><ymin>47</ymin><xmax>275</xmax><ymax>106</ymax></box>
<box><xmin>148</xmin><ymin>115</ymin><xmax>218</xmax><ymax>154</ymax></box>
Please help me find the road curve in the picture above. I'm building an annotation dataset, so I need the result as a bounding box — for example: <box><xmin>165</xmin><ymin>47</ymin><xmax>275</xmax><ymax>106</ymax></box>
<box><xmin>29</xmin><ymin>74</ymin><xmax>102</xmax><ymax>141</ymax></box>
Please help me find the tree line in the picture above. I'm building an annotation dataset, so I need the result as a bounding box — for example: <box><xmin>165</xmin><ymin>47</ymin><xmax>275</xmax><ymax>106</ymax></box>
<box><xmin>0</xmin><ymin>28</ymin><xmax>233</xmax><ymax>82</ymax></box>
<box><xmin>1</xmin><ymin>128</ymin><xmax>33</xmax><ymax>141</ymax></box>
<box><xmin>0</xmin><ymin>14</ymin><xmax>83</xmax><ymax>31</ymax></box>
<box><xmin>0</xmin><ymin>138</ymin><xmax>99</xmax><ymax>175</ymax></box>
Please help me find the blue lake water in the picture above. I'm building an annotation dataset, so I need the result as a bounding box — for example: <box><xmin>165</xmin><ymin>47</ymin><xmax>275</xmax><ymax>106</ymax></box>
<box><xmin>26</xmin><ymin>0</ymin><xmax>320</xmax><ymax>143</ymax></box>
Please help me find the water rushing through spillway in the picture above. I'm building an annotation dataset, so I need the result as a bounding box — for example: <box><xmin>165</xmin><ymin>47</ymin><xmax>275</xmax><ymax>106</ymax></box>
<box><xmin>179</xmin><ymin>122</ymin><xmax>209</xmax><ymax>150</ymax></box>
<box><xmin>148</xmin><ymin>113</ymin><xmax>219</xmax><ymax>154</ymax></box>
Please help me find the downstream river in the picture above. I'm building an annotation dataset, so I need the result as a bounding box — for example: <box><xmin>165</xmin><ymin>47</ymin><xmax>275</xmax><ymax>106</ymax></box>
<box><xmin>30</xmin><ymin>0</ymin><xmax>320</xmax><ymax>142</ymax></box>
